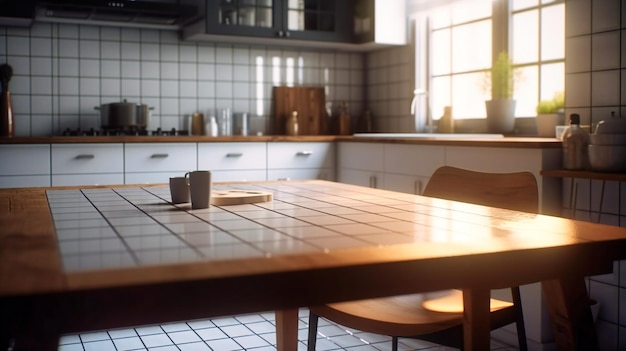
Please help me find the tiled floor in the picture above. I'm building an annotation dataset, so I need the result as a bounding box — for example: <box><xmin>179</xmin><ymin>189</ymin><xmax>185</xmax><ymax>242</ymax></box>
<box><xmin>58</xmin><ymin>308</ymin><xmax>518</xmax><ymax>351</ymax></box>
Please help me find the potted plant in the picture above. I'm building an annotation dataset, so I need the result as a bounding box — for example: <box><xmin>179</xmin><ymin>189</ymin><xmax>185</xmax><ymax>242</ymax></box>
<box><xmin>536</xmin><ymin>92</ymin><xmax>565</xmax><ymax>137</ymax></box>
<box><xmin>485</xmin><ymin>51</ymin><xmax>516</xmax><ymax>133</ymax></box>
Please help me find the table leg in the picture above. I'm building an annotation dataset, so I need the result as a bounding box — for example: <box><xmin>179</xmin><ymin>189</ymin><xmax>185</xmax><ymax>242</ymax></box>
<box><xmin>462</xmin><ymin>288</ymin><xmax>491</xmax><ymax>351</ymax></box>
<box><xmin>542</xmin><ymin>277</ymin><xmax>598</xmax><ymax>350</ymax></box>
<box><xmin>275</xmin><ymin>309</ymin><xmax>299</xmax><ymax>351</ymax></box>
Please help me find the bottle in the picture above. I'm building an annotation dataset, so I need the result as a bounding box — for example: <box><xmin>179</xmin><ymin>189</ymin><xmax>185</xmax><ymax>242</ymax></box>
<box><xmin>0</xmin><ymin>63</ymin><xmax>14</xmax><ymax>137</ymax></box>
<box><xmin>562</xmin><ymin>113</ymin><xmax>589</xmax><ymax>170</ymax></box>
<box><xmin>438</xmin><ymin>106</ymin><xmax>454</xmax><ymax>133</ymax></box>
<box><xmin>338</xmin><ymin>102</ymin><xmax>351</xmax><ymax>135</ymax></box>
<box><xmin>286</xmin><ymin>111</ymin><xmax>299</xmax><ymax>136</ymax></box>
<box><xmin>362</xmin><ymin>109</ymin><xmax>373</xmax><ymax>132</ymax></box>
<box><xmin>206</xmin><ymin>115</ymin><xmax>218</xmax><ymax>137</ymax></box>
<box><xmin>191</xmin><ymin>112</ymin><xmax>205</xmax><ymax>135</ymax></box>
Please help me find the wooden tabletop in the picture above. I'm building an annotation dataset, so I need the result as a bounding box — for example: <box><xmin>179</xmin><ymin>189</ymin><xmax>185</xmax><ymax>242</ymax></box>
<box><xmin>1</xmin><ymin>180</ymin><xmax>625</xmax><ymax>350</ymax></box>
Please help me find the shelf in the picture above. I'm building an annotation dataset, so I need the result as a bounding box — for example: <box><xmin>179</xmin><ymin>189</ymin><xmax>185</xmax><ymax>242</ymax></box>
<box><xmin>541</xmin><ymin>169</ymin><xmax>626</xmax><ymax>182</ymax></box>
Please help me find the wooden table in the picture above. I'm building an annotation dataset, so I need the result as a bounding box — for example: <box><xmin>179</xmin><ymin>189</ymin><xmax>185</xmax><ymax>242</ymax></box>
<box><xmin>1</xmin><ymin>180</ymin><xmax>625</xmax><ymax>350</ymax></box>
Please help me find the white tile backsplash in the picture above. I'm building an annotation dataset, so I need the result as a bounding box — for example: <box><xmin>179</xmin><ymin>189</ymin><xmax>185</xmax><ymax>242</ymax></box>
<box><xmin>1</xmin><ymin>23</ymin><xmax>364</xmax><ymax>136</ymax></box>
<box><xmin>591</xmin><ymin>31</ymin><xmax>620</xmax><ymax>71</ymax></box>
<box><xmin>591</xmin><ymin>70</ymin><xmax>620</xmax><ymax>106</ymax></box>
<box><xmin>100</xmin><ymin>41</ymin><xmax>121</xmax><ymax>60</ymax></box>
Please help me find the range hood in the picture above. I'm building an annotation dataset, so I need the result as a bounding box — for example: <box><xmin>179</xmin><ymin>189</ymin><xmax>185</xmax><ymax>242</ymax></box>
<box><xmin>35</xmin><ymin>0</ymin><xmax>200</xmax><ymax>30</ymax></box>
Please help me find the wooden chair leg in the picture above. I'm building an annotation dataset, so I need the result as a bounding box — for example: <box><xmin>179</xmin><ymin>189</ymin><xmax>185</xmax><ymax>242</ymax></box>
<box><xmin>511</xmin><ymin>287</ymin><xmax>528</xmax><ymax>351</ymax></box>
<box><xmin>307</xmin><ymin>311</ymin><xmax>319</xmax><ymax>351</ymax></box>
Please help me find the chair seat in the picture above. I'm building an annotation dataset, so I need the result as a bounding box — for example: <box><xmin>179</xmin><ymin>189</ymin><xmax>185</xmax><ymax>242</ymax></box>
<box><xmin>309</xmin><ymin>290</ymin><xmax>513</xmax><ymax>337</ymax></box>
<box><xmin>421</xmin><ymin>289</ymin><xmax>513</xmax><ymax>313</ymax></box>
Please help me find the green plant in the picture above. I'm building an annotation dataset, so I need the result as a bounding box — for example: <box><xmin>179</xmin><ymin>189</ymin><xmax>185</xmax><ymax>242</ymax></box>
<box><xmin>536</xmin><ymin>92</ymin><xmax>564</xmax><ymax>114</ymax></box>
<box><xmin>490</xmin><ymin>51</ymin><xmax>514</xmax><ymax>100</ymax></box>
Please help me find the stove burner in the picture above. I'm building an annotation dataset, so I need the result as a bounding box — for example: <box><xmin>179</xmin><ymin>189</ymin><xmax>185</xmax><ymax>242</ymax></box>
<box><xmin>151</xmin><ymin>128</ymin><xmax>189</xmax><ymax>136</ymax></box>
<box><xmin>60</xmin><ymin>127</ymin><xmax>189</xmax><ymax>137</ymax></box>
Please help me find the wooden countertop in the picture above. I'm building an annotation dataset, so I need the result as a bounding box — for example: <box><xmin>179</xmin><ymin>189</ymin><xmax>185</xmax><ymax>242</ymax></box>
<box><xmin>0</xmin><ymin>135</ymin><xmax>562</xmax><ymax>148</ymax></box>
<box><xmin>3</xmin><ymin>180</ymin><xmax>623</xmax><ymax>350</ymax></box>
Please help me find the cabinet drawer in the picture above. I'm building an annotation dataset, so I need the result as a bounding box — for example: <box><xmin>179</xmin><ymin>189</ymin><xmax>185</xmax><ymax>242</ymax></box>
<box><xmin>198</xmin><ymin>142</ymin><xmax>266</xmax><ymax>171</ymax></box>
<box><xmin>52</xmin><ymin>144</ymin><xmax>123</xmax><ymax>174</ymax></box>
<box><xmin>125</xmin><ymin>143</ymin><xmax>196</xmax><ymax>173</ymax></box>
<box><xmin>0</xmin><ymin>144</ymin><xmax>50</xmax><ymax>176</ymax></box>
<box><xmin>267</xmin><ymin>142</ymin><xmax>334</xmax><ymax>169</ymax></box>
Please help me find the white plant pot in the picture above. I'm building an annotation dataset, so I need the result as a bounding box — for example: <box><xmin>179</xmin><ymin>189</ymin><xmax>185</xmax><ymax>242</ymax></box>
<box><xmin>536</xmin><ymin>113</ymin><xmax>563</xmax><ymax>137</ymax></box>
<box><xmin>485</xmin><ymin>99</ymin><xmax>516</xmax><ymax>134</ymax></box>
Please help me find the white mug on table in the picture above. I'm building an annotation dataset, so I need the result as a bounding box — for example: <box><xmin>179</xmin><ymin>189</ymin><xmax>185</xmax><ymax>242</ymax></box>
<box><xmin>188</xmin><ymin>170</ymin><xmax>212</xmax><ymax>209</ymax></box>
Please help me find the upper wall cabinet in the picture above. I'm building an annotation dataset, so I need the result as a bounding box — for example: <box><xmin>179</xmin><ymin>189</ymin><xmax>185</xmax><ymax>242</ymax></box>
<box><xmin>183</xmin><ymin>0</ymin><xmax>407</xmax><ymax>51</ymax></box>
<box><xmin>208</xmin><ymin>0</ymin><xmax>353</xmax><ymax>42</ymax></box>
<box><xmin>354</xmin><ymin>0</ymin><xmax>407</xmax><ymax>48</ymax></box>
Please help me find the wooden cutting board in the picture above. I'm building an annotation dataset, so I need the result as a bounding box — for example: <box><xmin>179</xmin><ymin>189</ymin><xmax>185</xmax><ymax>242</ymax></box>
<box><xmin>211</xmin><ymin>190</ymin><xmax>273</xmax><ymax>206</ymax></box>
<box><xmin>273</xmin><ymin>86</ymin><xmax>326</xmax><ymax>135</ymax></box>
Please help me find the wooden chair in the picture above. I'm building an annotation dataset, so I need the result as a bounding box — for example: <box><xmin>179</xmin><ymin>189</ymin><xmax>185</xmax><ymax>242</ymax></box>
<box><xmin>307</xmin><ymin>166</ymin><xmax>537</xmax><ymax>351</ymax></box>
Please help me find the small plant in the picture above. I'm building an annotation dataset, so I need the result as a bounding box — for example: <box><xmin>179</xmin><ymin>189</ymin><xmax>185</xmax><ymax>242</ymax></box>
<box><xmin>536</xmin><ymin>92</ymin><xmax>564</xmax><ymax>114</ymax></box>
<box><xmin>490</xmin><ymin>51</ymin><xmax>515</xmax><ymax>100</ymax></box>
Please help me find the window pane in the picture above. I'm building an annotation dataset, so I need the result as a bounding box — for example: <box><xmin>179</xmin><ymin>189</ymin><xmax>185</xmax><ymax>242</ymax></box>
<box><xmin>541</xmin><ymin>4</ymin><xmax>565</xmax><ymax>60</ymax></box>
<box><xmin>452</xmin><ymin>20</ymin><xmax>491</xmax><ymax>73</ymax></box>
<box><xmin>452</xmin><ymin>72</ymin><xmax>488</xmax><ymax>119</ymax></box>
<box><xmin>512</xmin><ymin>0</ymin><xmax>539</xmax><ymax>11</ymax></box>
<box><xmin>451</xmin><ymin>0</ymin><xmax>491</xmax><ymax>25</ymax></box>
<box><xmin>432</xmin><ymin>29</ymin><xmax>451</xmax><ymax>75</ymax></box>
<box><xmin>541</xmin><ymin>62</ymin><xmax>564</xmax><ymax>100</ymax></box>
<box><xmin>515</xmin><ymin>65</ymin><xmax>539</xmax><ymax>117</ymax></box>
<box><xmin>512</xmin><ymin>10</ymin><xmax>538</xmax><ymax>64</ymax></box>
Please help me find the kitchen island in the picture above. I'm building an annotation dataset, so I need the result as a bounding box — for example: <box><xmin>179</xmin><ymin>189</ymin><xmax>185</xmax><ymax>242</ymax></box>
<box><xmin>1</xmin><ymin>180</ymin><xmax>625</xmax><ymax>350</ymax></box>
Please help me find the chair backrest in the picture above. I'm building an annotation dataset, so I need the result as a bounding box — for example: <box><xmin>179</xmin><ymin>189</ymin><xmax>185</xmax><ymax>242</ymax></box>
<box><xmin>422</xmin><ymin>166</ymin><xmax>538</xmax><ymax>213</ymax></box>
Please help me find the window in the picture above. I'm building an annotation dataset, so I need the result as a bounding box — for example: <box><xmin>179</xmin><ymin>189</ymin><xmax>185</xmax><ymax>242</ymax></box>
<box><xmin>413</xmin><ymin>0</ymin><xmax>564</xmax><ymax>126</ymax></box>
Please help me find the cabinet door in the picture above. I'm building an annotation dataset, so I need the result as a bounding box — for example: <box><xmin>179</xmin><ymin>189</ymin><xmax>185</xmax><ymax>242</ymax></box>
<box><xmin>0</xmin><ymin>144</ymin><xmax>51</xmax><ymax>188</ymax></box>
<box><xmin>198</xmin><ymin>142</ymin><xmax>266</xmax><ymax>171</ymax></box>
<box><xmin>125</xmin><ymin>143</ymin><xmax>197</xmax><ymax>184</ymax></box>
<box><xmin>205</xmin><ymin>0</ymin><xmax>353</xmax><ymax>43</ymax></box>
<box><xmin>205</xmin><ymin>0</ymin><xmax>280</xmax><ymax>38</ymax></box>
<box><xmin>280</xmin><ymin>0</ymin><xmax>353</xmax><ymax>42</ymax></box>
<box><xmin>51</xmin><ymin>144</ymin><xmax>124</xmax><ymax>186</ymax></box>
<box><xmin>267</xmin><ymin>142</ymin><xmax>335</xmax><ymax>181</ymax></box>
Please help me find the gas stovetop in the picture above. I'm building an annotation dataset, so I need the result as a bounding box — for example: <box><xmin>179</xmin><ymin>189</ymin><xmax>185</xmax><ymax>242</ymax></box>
<box><xmin>61</xmin><ymin>128</ymin><xmax>189</xmax><ymax>136</ymax></box>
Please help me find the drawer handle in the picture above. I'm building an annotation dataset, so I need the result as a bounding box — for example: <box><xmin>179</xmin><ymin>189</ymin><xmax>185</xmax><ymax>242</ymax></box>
<box><xmin>296</xmin><ymin>151</ymin><xmax>313</xmax><ymax>156</ymax></box>
<box><xmin>74</xmin><ymin>154</ymin><xmax>95</xmax><ymax>160</ymax></box>
<box><xmin>150</xmin><ymin>153</ymin><xmax>169</xmax><ymax>158</ymax></box>
<box><xmin>226</xmin><ymin>152</ymin><xmax>243</xmax><ymax>157</ymax></box>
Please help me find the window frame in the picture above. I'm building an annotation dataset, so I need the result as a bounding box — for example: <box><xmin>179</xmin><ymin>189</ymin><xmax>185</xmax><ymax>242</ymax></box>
<box><xmin>412</xmin><ymin>0</ymin><xmax>565</xmax><ymax>134</ymax></box>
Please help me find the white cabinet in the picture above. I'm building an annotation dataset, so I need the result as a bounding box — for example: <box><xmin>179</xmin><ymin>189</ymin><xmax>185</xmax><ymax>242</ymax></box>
<box><xmin>51</xmin><ymin>144</ymin><xmax>124</xmax><ymax>186</ymax></box>
<box><xmin>198</xmin><ymin>142</ymin><xmax>267</xmax><ymax>182</ymax></box>
<box><xmin>383</xmin><ymin>144</ymin><xmax>445</xmax><ymax>194</ymax></box>
<box><xmin>124</xmin><ymin>143</ymin><xmax>197</xmax><ymax>184</ymax></box>
<box><xmin>267</xmin><ymin>142</ymin><xmax>335</xmax><ymax>181</ymax></box>
<box><xmin>0</xmin><ymin>144</ymin><xmax>50</xmax><ymax>188</ymax></box>
<box><xmin>337</xmin><ymin>142</ymin><xmax>383</xmax><ymax>187</ymax></box>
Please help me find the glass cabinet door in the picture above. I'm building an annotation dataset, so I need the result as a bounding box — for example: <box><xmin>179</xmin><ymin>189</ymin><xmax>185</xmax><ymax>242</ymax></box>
<box><xmin>205</xmin><ymin>0</ymin><xmax>353</xmax><ymax>42</ymax></box>
<box><xmin>219</xmin><ymin>0</ymin><xmax>273</xmax><ymax>27</ymax></box>
<box><xmin>206</xmin><ymin>0</ymin><xmax>279</xmax><ymax>37</ymax></box>
<box><xmin>283</xmin><ymin>0</ymin><xmax>352</xmax><ymax>42</ymax></box>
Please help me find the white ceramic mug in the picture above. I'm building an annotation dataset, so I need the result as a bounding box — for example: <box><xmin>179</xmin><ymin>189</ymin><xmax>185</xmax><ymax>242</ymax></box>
<box><xmin>188</xmin><ymin>170</ymin><xmax>212</xmax><ymax>209</ymax></box>
<box><xmin>169</xmin><ymin>176</ymin><xmax>190</xmax><ymax>204</ymax></box>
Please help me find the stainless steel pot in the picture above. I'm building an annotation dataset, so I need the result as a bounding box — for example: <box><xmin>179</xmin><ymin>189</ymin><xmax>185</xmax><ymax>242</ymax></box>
<box><xmin>95</xmin><ymin>100</ymin><xmax>153</xmax><ymax>129</ymax></box>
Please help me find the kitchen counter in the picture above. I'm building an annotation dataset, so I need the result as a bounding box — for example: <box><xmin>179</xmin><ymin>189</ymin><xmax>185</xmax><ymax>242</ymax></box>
<box><xmin>0</xmin><ymin>135</ymin><xmax>562</xmax><ymax>148</ymax></box>
<box><xmin>2</xmin><ymin>180</ymin><xmax>626</xmax><ymax>350</ymax></box>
